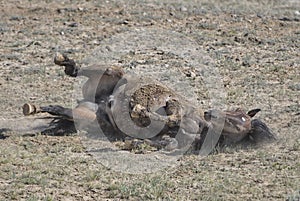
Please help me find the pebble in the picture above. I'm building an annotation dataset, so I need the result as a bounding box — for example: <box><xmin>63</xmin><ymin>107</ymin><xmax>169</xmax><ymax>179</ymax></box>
<box><xmin>121</xmin><ymin>20</ymin><xmax>129</xmax><ymax>25</ymax></box>
<box><xmin>69</xmin><ymin>22</ymin><xmax>78</xmax><ymax>27</ymax></box>
<box><xmin>9</xmin><ymin>16</ymin><xmax>25</xmax><ymax>21</ymax></box>
<box><xmin>180</xmin><ymin>6</ymin><xmax>188</xmax><ymax>12</ymax></box>
<box><xmin>64</xmin><ymin>22</ymin><xmax>79</xmax><ymax>27</ymax></box>
<box><xmin>186</xmin><ymin>70</ymin><xmax>196</xmax><ymax>78</ymax></box>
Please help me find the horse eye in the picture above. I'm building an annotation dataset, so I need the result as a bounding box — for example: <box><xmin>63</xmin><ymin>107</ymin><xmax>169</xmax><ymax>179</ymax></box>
<box><xmin>241</xmin><ymin>117</ymin><xmax>246</xmax><ymax>122</ymax></box>
<box><xmin>108</xmin><ymin>95</ymin><xmax>114</xmax><ymax>107</ymax></box>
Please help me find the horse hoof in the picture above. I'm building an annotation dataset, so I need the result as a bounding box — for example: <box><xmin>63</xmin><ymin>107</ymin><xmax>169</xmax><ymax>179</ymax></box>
<box><xmin>22</xmin><ymin>103</ymin><xmax>37</xmax><ymax>116</ymax></box>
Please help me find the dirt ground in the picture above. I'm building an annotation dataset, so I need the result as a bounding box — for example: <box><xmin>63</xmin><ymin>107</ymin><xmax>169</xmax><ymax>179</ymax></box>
<box><xmin>0</xmin><ymin>0</ymin><xmax>299</xmax><ymax>200</ymax></box>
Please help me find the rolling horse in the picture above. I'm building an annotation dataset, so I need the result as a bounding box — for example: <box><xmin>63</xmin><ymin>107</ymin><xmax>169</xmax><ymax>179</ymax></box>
<box><xmin>22</xmin><ymin>53</ymin><xmax>276</xmax><ymax>153</ymax></box>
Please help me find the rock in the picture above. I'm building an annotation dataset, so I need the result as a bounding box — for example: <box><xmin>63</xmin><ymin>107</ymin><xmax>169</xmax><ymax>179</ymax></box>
<box><xmin>180</xmin><ymin>6</ymin><xmax>188</xmax><ymax>12</ymax></box>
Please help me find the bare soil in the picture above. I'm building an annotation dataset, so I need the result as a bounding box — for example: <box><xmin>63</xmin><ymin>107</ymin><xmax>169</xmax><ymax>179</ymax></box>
<box><xmin>0</xmin><ymin>0</ymin><xmax>299</xmax><ymax>200</ymax></box>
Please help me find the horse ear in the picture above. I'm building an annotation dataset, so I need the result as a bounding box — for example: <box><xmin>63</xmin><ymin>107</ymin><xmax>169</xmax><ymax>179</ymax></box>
<box><xmin>247</xmin><ymin>109</ymin><xmax>261</xmax><ymax>117</ymax></box>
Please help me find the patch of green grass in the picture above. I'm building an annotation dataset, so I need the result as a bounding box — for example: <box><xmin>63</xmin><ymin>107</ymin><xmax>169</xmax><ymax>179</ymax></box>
<box><xmin>287</xmin><ymin>190</ymin><xmax>300</xmax><ymax>201</ymax></box>
<box><xmin>83</xmin><ymin>170</ymin><xmax>101</xmax><ymax>182</ymax></box>
<box><xmin>107</xmin><ymin>175</ymin><xmax>175</xmax><ymax>200</ymax></box>
<box><xmin>18</xmin><ymin>171</ymin><xmax>48</xmax><ymax>186</ymax></box>
<box><xmin>26</xmin><ymin>195</ymin><xmax>54</xmax><ymax>201</ymax></box>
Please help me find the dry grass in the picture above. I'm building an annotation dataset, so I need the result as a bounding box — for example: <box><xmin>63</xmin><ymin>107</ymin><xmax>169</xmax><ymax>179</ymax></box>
<box><xmin>0</xmin><ymin>0</ymin><xmax>299</xmax><ymax>200</ymax></box>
